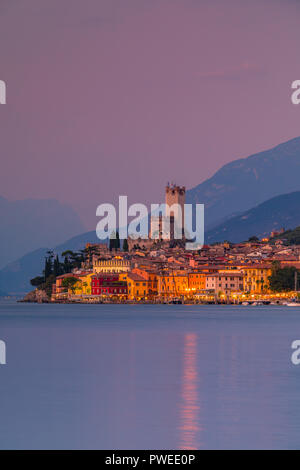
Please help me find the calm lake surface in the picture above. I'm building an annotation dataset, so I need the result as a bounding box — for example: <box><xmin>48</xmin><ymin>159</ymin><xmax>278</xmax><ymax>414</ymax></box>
<box><xmin>0</xmin><ymin>301</ymin><xmax>300</xmax><ymax>449</ymax></box>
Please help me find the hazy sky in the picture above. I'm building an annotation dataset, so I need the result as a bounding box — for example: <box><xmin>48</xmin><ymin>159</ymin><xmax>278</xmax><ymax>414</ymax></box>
<box><xmin>0</xmin><ymin>0</ymin><xmax>300</xmax><ymax>228</ymax></box>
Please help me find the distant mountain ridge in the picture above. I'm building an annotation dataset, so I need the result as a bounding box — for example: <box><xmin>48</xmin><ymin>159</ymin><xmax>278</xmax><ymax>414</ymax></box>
<box><xmin>0</xmin><ymin>196</ymin><xmax>85</xmax><ymax>269</ymax></box>
<box><xmin>0</xmin><ymin>230</ymin><xmax>102</xmax><ymax>295</ymax></box>
<box><xmin>3</xmin><ymin>136</ymin><xmax>300</xmax><ymax>294</ymax></box>
<box><xmin>272</xmin><ymin>226</ymin><xmax>300</xmax><ymax>246</ymax></box>
<box><xmin>206</xmin><ymin>191</ymin><xmax>300</xmax><ymax>244</ymax></box>
<box><xmin>3</xmin><ymin>191</ymin><xmax>300</xmax><ymax>294</ymax></box>
<box><xmin>186</xmin><ymin>136</ymin><xmax>300</xmax><ymax>228</ymax></box>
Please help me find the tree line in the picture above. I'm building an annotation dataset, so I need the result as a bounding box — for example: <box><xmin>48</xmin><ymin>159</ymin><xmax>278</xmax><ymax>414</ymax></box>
<box><xmin>268</xmin><ymin>261</ymin><xmax>300</xmax><ymax>293</ymax></box>
<box><xmin>30</xmin><ymin>236</ymin><xmax>129</xmax><ymax>296</ymax></box>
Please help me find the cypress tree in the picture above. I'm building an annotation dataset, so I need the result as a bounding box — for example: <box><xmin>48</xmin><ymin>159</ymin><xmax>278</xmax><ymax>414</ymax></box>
<box><xmin>109</xmin><ymin>232</ymin><xmax>116</xmax><ymax>251</ymax></box>
<box><xmin>63</xmin><ymin>256</ymin><xmax>71</xmax><ymax>273</ymax></box>
<box><xmin>44</xmin><ymin>256</ymin><xmax>53</xmax><ymax>280</ymax></box>
<box><xmin>53</xmin><ymin>254</ymin><xmax>61</xmax><ymax>276</ymax></box>
<box><xmin>123</xmin><ymin>238</ymin><xmax>129</xmax><ymax>252</ymax></box>
<box><xmin>116</xmin><ymin>231</ymin><xmax>120</xmax><ymax>250</ymax></box>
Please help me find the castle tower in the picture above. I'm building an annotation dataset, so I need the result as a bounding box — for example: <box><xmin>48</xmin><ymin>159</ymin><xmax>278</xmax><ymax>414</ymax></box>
<box><xmin>165</xmin><ymin>183</ymin><xmax>185</xmax><ymax>238</ymax></box>
<box><xmin>150</xmin><ymin>183</ymin><xmax>186</xmax><ymax>241</ymax></box>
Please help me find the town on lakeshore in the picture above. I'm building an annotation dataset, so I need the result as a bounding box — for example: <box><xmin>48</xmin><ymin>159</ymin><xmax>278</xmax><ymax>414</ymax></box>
<box><xmin>25</xmin><ymin>184</ymin><xmax>300</xmax><ymax>306</ymax></box>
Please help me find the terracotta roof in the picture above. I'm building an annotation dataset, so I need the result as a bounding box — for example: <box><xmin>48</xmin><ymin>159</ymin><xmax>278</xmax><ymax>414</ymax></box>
<box><xmin>56</xmin><ymin>273</ymin><xmax>79</xmax><ymax>279</ymax></box>
<box><xmin>127</xmin><ymin>273</ymin><xmax>147</xmax><ymax>282</ymax></box>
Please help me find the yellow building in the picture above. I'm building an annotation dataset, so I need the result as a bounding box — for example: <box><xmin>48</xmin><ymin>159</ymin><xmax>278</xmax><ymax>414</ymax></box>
<box><xmin>119</xmin><ymin>272</ymin><xmax>128</xmax><ymax>282</ymax></box>
<box><xmin>240</xmin><ymin>265</ymin><xmax>272</xmax><ymax>293</ymax></box>
<box><xmin>52</xmin><ymin>273</ymin><xmax>79</xmax><ymax>300</ymax></box>
<box><xmin>158</xmin><ymin>272</ymin><xmax>188</xmax><ymax>299</ymax></box>
<box><xmin>120</xmin><ymin>269</ymin><xmax>159</xmax><ymax>300</ymax></box>
<box><xmin>93</xmin><ymin>256</ymin><xmax>131</xmax><ymax>274</ymax></box>
<box><xmin>132</xmin><ymin>268</ymin><xmax>158</xmax><ymax>297</ymax></box>
<box><xmin>126</xmin><ymin>273</ymin><xmax>149</xmax><ymax>300</ymax></box>
<box><xmin>188</xmin><ymin>272</ymin><xmax>206</xmax><ymax>292</ymax></box>
<box><xmin>73</xmin><ymin>273</ymin><xmax>94</xmax><ymax>296</ymax></box>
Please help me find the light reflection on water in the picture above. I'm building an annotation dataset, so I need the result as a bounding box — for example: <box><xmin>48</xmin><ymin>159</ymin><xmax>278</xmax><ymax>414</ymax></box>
<box><xmin>179</xmin><ymin>333</ymin><xmax>201</xmax><ymax>450</ymax></box>
<box><xmin>0</xmin><ymin>302</ymin><xmax>300</xmax><ymax>449</ymax></box>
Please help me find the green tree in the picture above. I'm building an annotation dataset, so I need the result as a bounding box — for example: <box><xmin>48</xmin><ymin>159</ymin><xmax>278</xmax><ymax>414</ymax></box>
<box><xmin>61</xmin><ymin>250</ymin><xmax>75</xmax><ymax>258</ymax></box>
<box><xmin>109</xmin><ymin>232</ymin><xmax>116</xmax><ymax>251</ymax></box>
<box><xmin>269</xmin><ymin>265</ymin><xmax>299</xmax><ymax>292</ymax></box>
<box><xmin>61</xmin><ymin>250</ymin><xmax>83</xmax><ymax>271</ymax></box>
<box><xmin>81</xmin><ymin>245</ymin><xmax>99</xmax><ymax>268</ymax></box>
<box><xmin>63</xmin><ymin>255</ymin><xmax>72</xmax><ymax>273</ymax></box>
<box><xmin>30</xmin><ymin>276</ymin><xmax>45</xmax><ymax>287</ymax></box>
<box><xmin>44</xmin><ymin>254</ymin><xmax>53</xmax><ymax>280</ymax></box>
<box><xmin>248</xmin><ymin>236</ymin><xmax>259</xmax><ymax>242</ymax></box>
<box><xmin>123</xmin><ymin>238</ymin><xmax>129</xmax><ymax>252</ymax></box>
<box><xmin>116</xmin><ymin>231</ymin><xmax>120</xmax><ymax>250</ymax></box>
<box><xmin>30</xmin><ymin>274</ymin><xmax>56</xmax><ymax>298</ymax></box>
<box><xmin>53</xmin><ymin>254</ymin><xmax>62</xmax><ymax>276</ymax></box>
<box><xmin>62</xmin><ymin>277</ymin><xmax>78</xmax><ymax>294</ymax></box>
<box><xmin>43</xmin><ymin>274</ymin><xmax>56</xmax><ymax>298</ymax></box>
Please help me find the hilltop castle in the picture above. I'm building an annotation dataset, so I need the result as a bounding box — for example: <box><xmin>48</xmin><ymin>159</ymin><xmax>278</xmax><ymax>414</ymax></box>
<box><xmin>150</xmin><ymin>183</ymin><xmax>186</xmax><ymax>241</ymax></box>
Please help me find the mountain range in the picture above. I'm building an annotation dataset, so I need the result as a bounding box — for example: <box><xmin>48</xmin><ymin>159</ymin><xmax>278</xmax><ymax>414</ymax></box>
<box><xmin>0</xmin><ymin>230</ymin><xmax>102</xmax><ymax>295</ymax></box>
<box><xmin>186</xmin><ymin>136</ymin><xmax>300</xmax><ymax>228</ymax></box>
<box><xmin>0</xmin><ymin>196</ymin><xmax>85</xmax><ymax>270</ymax></box>
<box><xmin>206</xmin><ymin>191</ymin><xmax>300</xmax><ymax>243</ymax></box>
<box><xmin>2</xmin><ymin>135</ymin><xmax>300</xmax><ymax>294</ymax></box>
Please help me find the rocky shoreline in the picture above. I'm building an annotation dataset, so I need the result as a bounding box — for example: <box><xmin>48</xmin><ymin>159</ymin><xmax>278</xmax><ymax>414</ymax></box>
<box><xmin>21</xmin><ymin>289</ymin><xmax>50</xmax><ymax>303</ymax></box>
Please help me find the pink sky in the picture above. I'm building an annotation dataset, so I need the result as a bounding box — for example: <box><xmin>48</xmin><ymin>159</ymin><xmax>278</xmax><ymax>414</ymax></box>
<box><xmin>0</xmin><ymin>0</ymin><xmax>300</xmax><ymax>228</ymax></box>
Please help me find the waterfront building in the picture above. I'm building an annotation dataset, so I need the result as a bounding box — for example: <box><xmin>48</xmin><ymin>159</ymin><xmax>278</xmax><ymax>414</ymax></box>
<box><xmin>205</xmin><ymin>271</ymin><xmax>244</xmax><ymax>296</ymax></box>
<box><xmin>239</xmin><ymin>265</ymin><xmax>272</xmax><ymax>293</ymax></box>
<box><xmin>188</xmin><ymin>272</ymin><xmax>206</xmax><ymax>291</ymax></box>
<box><xmin>127</xmin><ymin>273</ymin><xmax>149</xmax><ymax>300</ymax></box>
<box><xmin>91</xmin><ymin>274</ymin><xmax>127</xmax><ymax>298</ymax></box>
<box><xmin>47</xmin><ymin>226</ymin><xmax>300</xmax><ymax>303</ymax></box>
<box><xmin>158</xmin><ymin>272</ymin><xmax>189</xmax><ymax>298</ymax></box>
<box><xmin>52</xmin><ymin>273</ymin><xmax>81</xmax><ymax>300</ymax></box>
<box><xmin>93</xmin><ymin>256</ymin><xmax>131</xmax><ymax>274</ymax></box>
<box><xmin>128</xmin><ymin>268</ymin><xmax>158</xmax><ymax>298</ymax></box>
<box><xmin>52</xmin><ymin>272</ymin><xmax>94</xmax><ymax>300</ymax></box>
<box><xmin>73</xmin><ymin>273</ymin><xmax>94</xmax><ymax>296</ymax></box>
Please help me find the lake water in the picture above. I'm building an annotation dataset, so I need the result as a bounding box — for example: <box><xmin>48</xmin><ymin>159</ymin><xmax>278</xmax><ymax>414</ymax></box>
<box><xmin>0</xmin><ymin>301</ymin><xmax>300</xmax><ymax>449</ymax></box>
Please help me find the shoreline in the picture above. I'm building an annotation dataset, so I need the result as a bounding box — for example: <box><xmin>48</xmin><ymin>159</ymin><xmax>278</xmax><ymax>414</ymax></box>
<box><xmin>18</xmin><ymin>299</ymin><xmax>295</xmax><ymax>306</ymax></box>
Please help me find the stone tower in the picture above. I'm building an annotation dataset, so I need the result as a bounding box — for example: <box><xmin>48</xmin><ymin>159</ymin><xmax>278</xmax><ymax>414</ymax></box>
<box><xmin>150</xmin><ymin>183</ymin><xmax>186</xmax><ymax>241</ymax></box>
<box><xmin>165</xmin><ymin>183</ymin><xmax>186</xmax><ymax>238</ymax></box>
